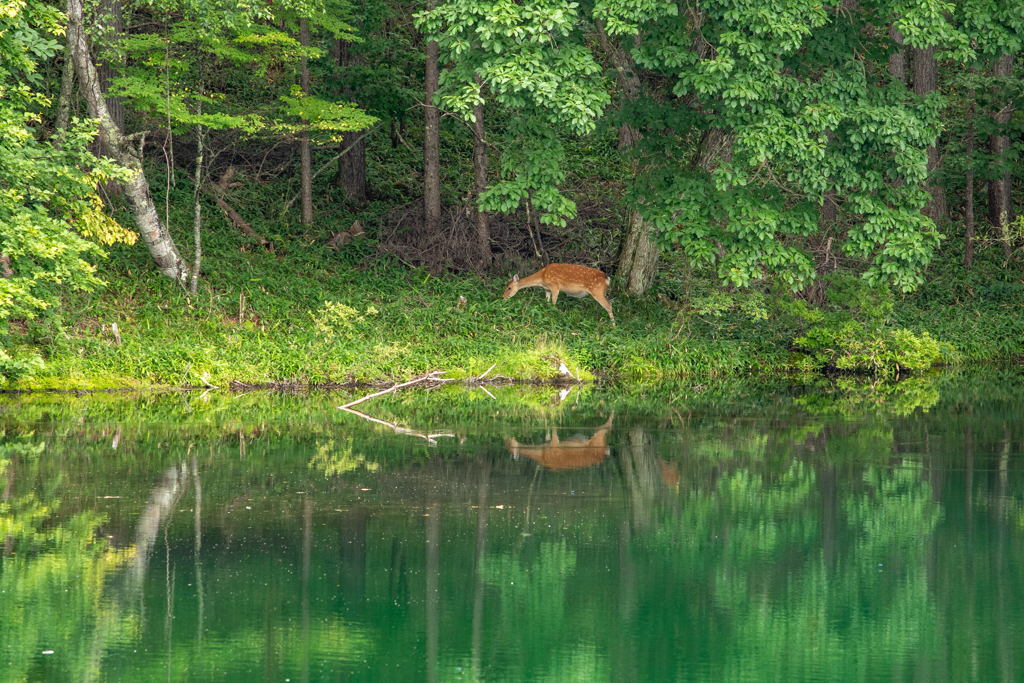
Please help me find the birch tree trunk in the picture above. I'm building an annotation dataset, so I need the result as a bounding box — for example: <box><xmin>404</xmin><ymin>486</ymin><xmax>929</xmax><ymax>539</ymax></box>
<box><xmin>67</xmin><ymin>0</ymin><xmax>189</xmax><ymax>281</ymax></box>
<box><xmin>191</xmin><ymin>122</ymin><xmax>204</xmax><ymax>295</ymax></box>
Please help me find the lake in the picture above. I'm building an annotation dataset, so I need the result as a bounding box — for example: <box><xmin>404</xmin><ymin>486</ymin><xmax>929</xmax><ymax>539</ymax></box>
<box><xmin>1</xmin><ymin>369</ymin><xmax>1022</xmax><ymax>682</ymax></box>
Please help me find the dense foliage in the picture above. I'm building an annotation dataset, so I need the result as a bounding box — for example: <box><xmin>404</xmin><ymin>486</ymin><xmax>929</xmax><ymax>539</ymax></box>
<box><xmin>0</xmin><ymin>0</ymin><xmax>1022</xmax><ymax>385</ymax></box>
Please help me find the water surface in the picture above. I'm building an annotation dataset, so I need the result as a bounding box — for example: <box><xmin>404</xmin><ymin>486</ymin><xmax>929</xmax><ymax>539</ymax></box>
<box><xmin>1</xmin><ymin>370</ymin><xmax>1022</xmax><ymax>682</ymax></box>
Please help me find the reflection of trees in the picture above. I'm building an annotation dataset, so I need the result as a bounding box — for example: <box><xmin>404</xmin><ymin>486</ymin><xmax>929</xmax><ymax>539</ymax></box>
<box><xmin>425</xmin><ymin>501</ymin><xmax>440</xmax><ymax>683</ymax></box>
<box><xmin>128</xmin><ymin>465</ymin><xmax>188</xmax><ymax>592</ymax></box>
<box><xmin>0</xmin><ymin>444</ymin><xmax>132</xmax><ymax>682</ymax></box>
<box><xmin>1</xmin><ymin>370</ymin><xmax>1022</xmax><ymax>680</ymax></box>
<box><xmin>471</xmin><ymin>460</ymin><xmax>490</xmax><ymax>681</ymax></box>
<box><xmin>624</xmin><ymin>463</ymin><xmax>943</xmax><ymax>681</ymax></box>
<box><xmin>617</xmin><ymin>426</ymin><xmax>675</xmax><ymax>532</ymax></box>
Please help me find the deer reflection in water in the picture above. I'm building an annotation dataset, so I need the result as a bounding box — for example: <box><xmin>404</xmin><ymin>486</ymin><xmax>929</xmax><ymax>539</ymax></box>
<box><xmin>505</xmin><ymin>413</ymin><xmax>615</xmax><ymax>470</ymax></box>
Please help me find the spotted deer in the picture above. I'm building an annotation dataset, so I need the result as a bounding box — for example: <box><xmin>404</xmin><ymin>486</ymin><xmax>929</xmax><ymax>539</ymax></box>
<box><xmin>503</xmin><ymin>264</ymin><xmax>614</xmax><ymax>324</ymax></box>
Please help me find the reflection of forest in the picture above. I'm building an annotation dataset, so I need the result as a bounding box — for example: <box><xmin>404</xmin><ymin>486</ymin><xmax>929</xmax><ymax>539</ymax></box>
<box><xmin>0</xmin><ymin>374</ymin><xmax>1022</xmax><ymax>681</ymax></box>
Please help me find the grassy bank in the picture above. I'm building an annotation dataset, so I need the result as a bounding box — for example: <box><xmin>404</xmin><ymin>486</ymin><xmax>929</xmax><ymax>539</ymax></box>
<box><xmin>3</xmin><ymin>124</ymin><xmax>1023</xmax><ymax>390</ymax></box>
<box><xmin>3</xmin><ymin>224</ymin><xmax>1022</xmax><ymax>390</ymax></box>
<box><xmin>6</xmin><ymin>251</ymin><xmax>791</xmax><ymax>390</ymax></box>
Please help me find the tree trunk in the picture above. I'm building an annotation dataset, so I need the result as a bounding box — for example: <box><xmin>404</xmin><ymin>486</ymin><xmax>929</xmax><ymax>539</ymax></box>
<box><xmin>190</xmin><ymin>122</ymin><xmax>204</xmax><ymax>295</ymax></box>
<box><xmin>988</xmin><ymin>53</ymin><xmax>1014</xmax><ymax>259</ymax></box>
<box><xmin>299</xmin><ymin>19</ymin><xmax>313</xmax><ymax>226</ymax></box>
<box><xmin>618</xmin><ymin>210</ymin><xmax>660</xmax><ymax>294</ymax></box>
<box><xmin>94</xmin><ymin>0</ymin><xmax>124</xmax><ymax>196</ymax></box>
<box><xmin>888</xmin><ymin>23</ymin><xmax>905</xmax><ymax>84</ymax></box>
<box><xmin>913</xmin><ymin>45</ymin><xmax>947</xmax><ymax>224</ymax></box>
<box><xmin>819</xmin><ymin>130</ymin><xmax>837</xmax><ymax>235</ymax></box>
<box><xmin>820</xmin><ymin>190</ymin><xmax>837</xmax><ymax>227</ymax></box>
<box><xmin>334</xmin><ymin>35</ymin><xmax>367</xmax><ymax>205</ymax></box>
<box><xmin>965</xmin><ymin>88</ymin><xmax>976</xmax><ymax>270</ymax></box>
<box><xmin>597</xmin><ymin>22</ymin><xmax>659</xmax><ymax>294</ymax></box>
<box><xmin>95</xmin><ymin>0</ymin><xmax>124</xmax><ymax>134</ymax></box>
<box><xmin>472</xmin><ymin>78</ymin><xmax>491</xmax><ymax>269</ymax></box>
<box><xmin>189</xmin><ymin>57</ymin><xmax>205</xmax><ymax>296</ymax></box>
<box><xmin>335</xmin><ymin>131</ymin><xmax>367</xmax><ymax>205</ymax></box>
<box><xmin>67</xmin><ymin>0</ymin><xmax>189</xmax><ymax>281</ymax></box>
<box><xmin>55</xmin><ymin>41</ymin><xmax>76</xmax><ymax>142</ymax></box>
<box><xmin>690</xmin><ymin>127</ymin><xmax>735</xmax><ymax>172</ymax></box>
<box><xmin>423</xmin><ymin>8</ymin><xmax>441</xmax><ymax>237</ymax></box>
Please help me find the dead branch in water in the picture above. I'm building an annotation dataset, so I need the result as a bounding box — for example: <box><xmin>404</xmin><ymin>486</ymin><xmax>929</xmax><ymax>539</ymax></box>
<box><xmin>337</xmin><ymin>371</ymin><xmax>452</xmax><ymax>410</ymax></box>
<box><xmin>340</xmin><ymin>406</ymin><xmax>456</xmax><ymax>446</ymax></box>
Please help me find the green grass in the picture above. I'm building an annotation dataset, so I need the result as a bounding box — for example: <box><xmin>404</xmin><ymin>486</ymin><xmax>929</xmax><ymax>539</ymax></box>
<box><xmin>14</xmin><ymin>249</ymin><xmax>785</xmax><ymax>389</ymax></box>
<box><xmin>10</xmin><ymin>218</ymin><xmax>1023</xmax><ymax>390</ymax></box>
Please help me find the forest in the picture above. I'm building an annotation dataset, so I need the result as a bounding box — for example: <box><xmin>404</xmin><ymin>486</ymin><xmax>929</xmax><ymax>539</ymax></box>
<box><xmin>1</xmin><ymin>0</ymin><xmax>1023</xmax><ymax>387</ymax></box>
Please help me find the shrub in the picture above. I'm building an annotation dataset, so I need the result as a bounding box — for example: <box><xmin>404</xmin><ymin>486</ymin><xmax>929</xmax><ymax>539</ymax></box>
<box><xmin>794</xmin><ymin>322</ymin><xmax>947</xmax><ymax>375</ymax></box>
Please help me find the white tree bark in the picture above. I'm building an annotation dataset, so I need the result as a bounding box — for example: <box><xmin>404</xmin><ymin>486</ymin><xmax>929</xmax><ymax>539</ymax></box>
<box><xmin>67</xmin><ymin>0</ymin><xmax>189</xmax><ymax>281</ymax></box>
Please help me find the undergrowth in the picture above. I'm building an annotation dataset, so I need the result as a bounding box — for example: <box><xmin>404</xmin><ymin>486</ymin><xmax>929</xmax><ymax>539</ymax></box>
<box><xmin>2</xmin><ymin>116</ymin><xmax>1022</xmax><ymax>388</ymax></box>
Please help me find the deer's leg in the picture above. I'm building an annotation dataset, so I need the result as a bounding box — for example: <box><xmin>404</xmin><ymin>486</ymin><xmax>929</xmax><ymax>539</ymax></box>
<box><xmin>594</xmin><ymin>292</ymin><xmax>615</xmax><ymax>324</ymax></box>
<box><xmin>550</xmin><ymin>288</ymin><xmax>560</xmax><ymax>306</ymax></box>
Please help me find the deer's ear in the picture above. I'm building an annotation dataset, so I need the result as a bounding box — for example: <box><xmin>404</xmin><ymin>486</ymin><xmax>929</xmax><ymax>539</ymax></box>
<box><xmin>512</xmin><ymin>274</ymin><xmax>519</xmax><ymax>283</ymax></box>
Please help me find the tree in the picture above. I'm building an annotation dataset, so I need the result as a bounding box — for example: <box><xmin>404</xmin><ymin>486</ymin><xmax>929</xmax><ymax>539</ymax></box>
<box><xmin>955</xmin><ymin>0</ymin><xmax>1024</xmax><ymax>261</ymax></box>
<box><xmin>334</xmin><ymin>34</ymin><xmax>368</xmax><ymax>206</ymax></box>
<box><xmin>300</xmin><ymin>18</ymin><xmax>314</xmax><ymax>226</ymax></box>
<box><xmin>422</xmin><ymin>0</ymin><xmax>441</xmax><ymax>237</ymax></box>
<box><xmin>595</xmin><ymin>20</ymin><xmax>660</xmax><ymax>295</ymax></box>
<box><xmin>419</xmin><ymin>0</ymin><xmax>996</xmax><ymax>294</ymax></box>
<box><xmin>471</xmin><ymin>78</ymin><xmax>491</xmax><ymax>268</ymax></box>
<box><xmin>415</xmin><ymin>0</ymin><xmax>610</xmax><ymax>243</ymax></box>
<box><xmin>0</xmin><ymin>0</ymin><xmax>135</xmax><ymax>322</ymax></box>
<box><xmin>913</xmin><ymin>44</ymin><xmax>948</xmax><ymax>224</ymax></box>
<box><xmin>92</xmin><ymin>0</ymin><xmax>126</xmax><ymax>196</ymax></box>
<box><xmin>965</xmin><ymin>81</ymin><xmax>977</xmax><ymax>269</ymax></box>
<box><xmin>67</xmin><ymin>0</ymin><xmax>191</xmax><ymax>281</ymax></box>
<box><xmin>988</xmin><ymin>53</ymin><xmax>1014</xmax><ymax>258</ymax></box>
<box><xmin>111</xmin><ymin>19</ymin><xmax>270</xmax><ymax>294</ymax></box>
<box><xmin>594</xmin><ymin>0</ymin><xmax>962</xmax><ymax>293</ymax></box>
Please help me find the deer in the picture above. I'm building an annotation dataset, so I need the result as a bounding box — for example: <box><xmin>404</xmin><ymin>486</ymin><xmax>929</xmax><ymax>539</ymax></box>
<box><xmin>503</xmin><ymin>264</ymin><xmax>614</xmax><ymax>324</ymax></box>
<box><xmin>506</xmin><ymin>413</ymin><xmax>615</xmax><ymax>471</ymax></box>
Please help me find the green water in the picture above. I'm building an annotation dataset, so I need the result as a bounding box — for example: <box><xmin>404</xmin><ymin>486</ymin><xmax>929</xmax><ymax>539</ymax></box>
<box><xmin>1</xmin><ymin>370</ymin><xmax>1023</xmax><ymax>682</ymax></box>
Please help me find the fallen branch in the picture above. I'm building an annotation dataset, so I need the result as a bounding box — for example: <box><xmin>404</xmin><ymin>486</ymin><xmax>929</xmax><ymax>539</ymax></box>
<box><xmin>477</xmin><ymin>363</ymin><xmax>497</xmax><ymax>381</ymax></box>
<box><xmin>393</xmin><ymin>124</ymin><xmax>415</xmax><ymax>153</ymax></box>
<box><xmin>337</xmin><ymin>371</ymin><xmax>447</xmax><ymax>410</ymax></box>
<box><xmin>341</xmin><ymin>406</ymin><xmax>455</xmax><ymax>446</ymax></box>
<box><xmin>203</xmin><ymin>184</ymin><xmax>272</xmax><ymax>251</ymax></box>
